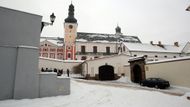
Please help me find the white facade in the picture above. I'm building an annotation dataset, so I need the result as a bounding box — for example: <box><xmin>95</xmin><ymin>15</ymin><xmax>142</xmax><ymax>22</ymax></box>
<box><xmin>81</xmin><ymin>54</ymin><xmax>130</xmax><ymax>78</ymax></box>
<box><xmin>76</xmin><ymin>41</ymin><xmax>118</xmax><ymax>60</ymax></box>
<box><xmin>121</xmin><ymin>42</ymin><xmax>190</xmax><ymax>61</ymax></box>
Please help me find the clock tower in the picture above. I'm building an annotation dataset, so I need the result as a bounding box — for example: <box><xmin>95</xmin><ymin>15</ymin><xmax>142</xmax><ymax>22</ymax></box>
<box><xmin>64</xmin><ymin>3</ymin><xmax>78</xmax><ymax>60</ymax></box>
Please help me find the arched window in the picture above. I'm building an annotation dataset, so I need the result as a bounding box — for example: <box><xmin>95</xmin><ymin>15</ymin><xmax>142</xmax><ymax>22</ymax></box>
<box><xmin>106</xmin><ymin>47</ymin><xmax>110</xmax><ymax>54</ymax></box>
<box><xmin>93</xmin><ymin>46</ymin><xmax>97</xmax><ymax>53</ymax></box>
<box><xmin>81</xmin><ymin>46</ymin><xmax>86</xmax><ymax>54</ymax></box>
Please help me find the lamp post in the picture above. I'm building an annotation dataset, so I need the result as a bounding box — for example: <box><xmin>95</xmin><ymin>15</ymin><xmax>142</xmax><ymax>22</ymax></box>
<box><xmin>41</xmin><ymin>13</ymin><xmax>56</xmax><ymax>32</ymax></box>
<box><xmin>186</xmin><ymin>5</ymin><xmax>190</xmax><ymax>11</ymax></box>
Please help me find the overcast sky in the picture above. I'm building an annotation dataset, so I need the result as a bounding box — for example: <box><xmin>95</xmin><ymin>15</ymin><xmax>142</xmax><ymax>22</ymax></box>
<box><xmin>1</xmin><ymin>0</ymin><xmax>190</xmax><ymax>44</ymax></box>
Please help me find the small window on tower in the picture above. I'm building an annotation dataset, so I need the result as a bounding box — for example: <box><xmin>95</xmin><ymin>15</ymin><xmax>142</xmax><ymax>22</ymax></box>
<box><xmin>69</xmin><ymin>25</ymin><xmax>73</xmax><ymax>29</ymax></box>
<box><xmin>67</xmin><ymin>46</ymin><xmax>71</xmax><ymax>50</ymax></box>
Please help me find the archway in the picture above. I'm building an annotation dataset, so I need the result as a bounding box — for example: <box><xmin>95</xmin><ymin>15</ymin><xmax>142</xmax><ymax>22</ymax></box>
<box><xmin>99</xmin><ymin>65</ymin><xmax>114</xmax><ymax>80</ymax></box>
<box><xmin>133</xmin><ymin>64</ymin><xmax>142</xmax><ymax>83</ymax></box>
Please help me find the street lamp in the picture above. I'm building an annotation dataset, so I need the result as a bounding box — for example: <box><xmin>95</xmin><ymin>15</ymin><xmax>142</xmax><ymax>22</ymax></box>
<box><xmin>41</xmin><ymin>13</ymin><xmax>56</xmax><ymax>32</ymax></box>
<box><xmin>186</xmin><ymin>5</ymin><xmax>190</xmax><ymax>11</ymax></box>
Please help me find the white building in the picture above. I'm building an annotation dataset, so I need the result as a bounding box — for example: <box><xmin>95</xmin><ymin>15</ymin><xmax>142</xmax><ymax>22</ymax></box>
<box><xmin>120</xmin><ymin>41</ymin><xmax>190</xmax><ymax>61</ymax></box>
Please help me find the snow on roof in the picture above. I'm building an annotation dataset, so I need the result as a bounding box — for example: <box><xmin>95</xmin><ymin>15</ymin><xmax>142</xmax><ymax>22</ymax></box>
<box><xmin>40</xmin><ymin>37</ymin><xmax>63</xmax><ymax>46</ymax></box>
<box><xmin>39</xmin><ymin>57</ymin><xmax>84</xmax><ymax>63</ymax></box>
<box><xmin>77</xmin><ymin>32</ymin><xmax>141</xmax><ymax>43</ymax></box>
<box><xmin>76</xmin><ymin>39</ymin><xmax>87</xmax><ymax>42</ymax></box>
<box><xmin>146</xmin><ymin>56</ymin><xmax>190</xmax><ymax>64</ymax></box>
<box><xmin>92</xmin><ymin>40</ymin><xmax>110</xmax><ymax>43</ymax></box>
<box><xmin>83</xmin><ymin>53</ymin><xmax>129</xmax><ymax>63</ymax></box>
<box><xmin>123</xmin><ymin>42</ymin><xmax>186</xmax><ymax>53</ymax></box>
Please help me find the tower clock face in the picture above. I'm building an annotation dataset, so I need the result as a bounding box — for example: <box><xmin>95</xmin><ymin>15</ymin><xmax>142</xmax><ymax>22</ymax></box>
<box><xmin>69</xmin><ymin>25</ymin><xmax>73</xmax><ymax>29</ymax></box>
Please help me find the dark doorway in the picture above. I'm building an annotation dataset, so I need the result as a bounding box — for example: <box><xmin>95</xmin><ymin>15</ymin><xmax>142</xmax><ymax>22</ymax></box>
<box><xmin>99</xmin><ymin>65</ymin><xmax>114</xmax><ymax>80</ymax></box>
<box><xmin>133</xmin><ymin>64</ymin><xmax>142</xmax><ymax>83</ymax></box>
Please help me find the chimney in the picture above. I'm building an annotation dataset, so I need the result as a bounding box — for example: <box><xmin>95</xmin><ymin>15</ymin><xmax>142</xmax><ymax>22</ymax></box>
<box><xmin>158</xmin><ymin>41</ymin><xmax>161</xmax><ymax>45</ymax></box>
<box><xmin>157</xmin><ymin>41</ymin><xmax>164</xmax><ymax>48</ymax></box>
<box><xmin>150</xmin><ymin>41</ymin><xmax>153</xmax><ymax>45</ymax></box>
<box><xmin>174</xmin><ymin>42</ymin><xmax>179</xmax><ymax>47</ymax></box>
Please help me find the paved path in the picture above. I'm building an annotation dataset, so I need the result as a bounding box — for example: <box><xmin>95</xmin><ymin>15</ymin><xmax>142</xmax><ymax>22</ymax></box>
<box><xmin>74</xmin><ymin>79</ymin><xmax>185</xmax><ymax>96</ymax></box>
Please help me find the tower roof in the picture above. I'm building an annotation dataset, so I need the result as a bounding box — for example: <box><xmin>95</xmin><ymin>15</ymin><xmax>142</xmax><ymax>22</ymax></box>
<box><xmin>65</xmin><ymin>3</ymin><xmax>77</xmax><ymax>23</ymax></box>
<box><xmin>115</xmin><ymin>25</ymin><xmax>121</xmax><ymax>34</ymax></box>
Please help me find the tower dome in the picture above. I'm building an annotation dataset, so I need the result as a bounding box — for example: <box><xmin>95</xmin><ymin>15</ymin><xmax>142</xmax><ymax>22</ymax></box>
<box><xmin>65</xmin><ymin>3</ymin><xmax>77</xmax><ymax>23</ymax></box>
<box><xmin>115</xmin><ymin>25</ymin><xmax>121</xmax><ymax>34</ymax></box>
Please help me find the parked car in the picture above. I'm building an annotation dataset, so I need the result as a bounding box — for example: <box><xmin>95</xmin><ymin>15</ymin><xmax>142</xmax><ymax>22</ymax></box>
<box><xmin>140</xmin><ymin>78</ymin><xmax>170</xmax><ymax>89</ymax></box>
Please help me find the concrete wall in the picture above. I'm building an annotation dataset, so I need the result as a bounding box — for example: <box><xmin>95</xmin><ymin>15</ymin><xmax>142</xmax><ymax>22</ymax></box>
<box><xmin>0</xmin><ymin>46</ymin><xmax>17</xmax><ymax>99</ymax></box>
<box><xmin>0</xmin><ymin>7</ymin><xmax>41</xmax><ymax>100</ymax></box>
<box><xmin>145</xmin><ymin>58</ymin><xmax>190</xmax><ymax>88</ymax></box>
<box><xmin>39</xmin><ymin>73</ymin><xmax>70</xmax><ymax>97</ymax></box>
<box><xmin>39</xmin><ymin>57</ymin><xmax>83</xmax><ymax>72</ymax></box>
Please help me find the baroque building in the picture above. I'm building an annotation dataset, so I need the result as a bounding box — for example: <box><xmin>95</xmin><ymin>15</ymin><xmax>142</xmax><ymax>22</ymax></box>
<box><xmin>39</xmin><ymin>3</ymin><xmax>190</xmax><ymax>61</ymax></box>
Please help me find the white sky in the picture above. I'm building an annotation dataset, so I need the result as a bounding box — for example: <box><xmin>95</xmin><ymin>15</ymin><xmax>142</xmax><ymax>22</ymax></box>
<box><xmin>1</xmin><ymin>0</ymin><xmax>190</xmax><ymax>44</ymax></box>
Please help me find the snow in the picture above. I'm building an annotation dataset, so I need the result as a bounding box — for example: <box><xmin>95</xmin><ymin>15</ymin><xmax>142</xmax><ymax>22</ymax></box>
<box><xmin>116</xmin><ymin>76</ymin><xmax>132</xmax><ymax>83</ymax></box>
<box><xmin>147</xmin><ymin>56</ymin><xmax>190</xmax><ymax>64</ymax></box>
<box><xmin>92</xmin><ymin>40</ymin><xmax>110</xmax><ymax>43</ymax></box>
<box><xmin>1</xmin><ymin>79</ymin><xmax>190</xmax><ymax>107</ymax></box>
<box><xmin>123</xmin><ymin>42</ymin><xmax>186</xmax><ymax>53</ymax></box>
<box><xmin>39</xmin><ymin>57</ymin><xmax>84</xmax><ymax>63</ymax></box>
<box><xmin>76</xmin><ymin>39</ymin><xmax>87</xmax><ymax>42</ymax></box>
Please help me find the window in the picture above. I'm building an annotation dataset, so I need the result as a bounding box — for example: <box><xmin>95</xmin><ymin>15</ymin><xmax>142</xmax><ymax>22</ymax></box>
<box><xmin>42</xmin><ymin>53</ymin><xmax>48</xmax><ymax>57</ymax></box>
<box><xmin>81</xmin><ymin>56</ymin><xmax>87</xmax><ymax>60</ymax></box>
<box><xmin>134</xmin><ymin>55</ymin><xmax>137</xmax><ymax>57</ymax></box>
<box><xmin>67</xmin><ymin>46</ymin><xmax>71</xmax><ymax>50</ymax></box>
<box><xmin>173</xmin><ymin>56</ymin><xmax>176</xmax><ymax>58</ymax></box>
<box><xmin>45</xmin><ymin>44</ymin><xmax>47</xmax><ymax>46</ymax></box>
<box><xmin>81</xmin><ymin>46</ymin><xmax>86</xmax><ymax>54</ymax></box>
<box><xmin>50</xmin><ymin>48</ymin><xmax>55</xmax><ymax>52</ymax></box>
<box><xmin>68</xmin><ymin>53</ymin><xmax>71</xmax><ymax>58</ymax></box>
<box><xmin>123</xmin><ymin>46</ymin><xmax>125</xmax><ymax>52</ymax></box>
<box><xmin>57</xmin><ymin>53</ymin><xmax>63</xmax><ymax>59</ymax></box>
<box><xmin>164</xmin><ymin>56</ymin><xmax>167</xmax><ymax>58</ymax></box>
<box><xmin>155</xmin><ymin>55</ymin><xmax>158</xmax><ymax>58</ymax></box>
<box><xmin>144</xmin><ymin>55</ymin><xmax>148</xmax><ymax>58</ymax></box>
<box><xmin>106</xmin><ymin>47</ymin><xmax>110</xmax><ymax>54</ymax></box>
<box><xmin>93</xmin><ymin>46</ymin><xmax>97</xmax><ymax>53</ymax></box>
<box><xmin>50</xmin><ymin>53</ymin><xmax>55</xmax><ymax>58</ymax></box>
<box><xmin>94</xmin><ymin>56</ymin><xmax>99</xmax><ymax>59</ymax></box>
<box><xmin>57</xmin><ymin>49</ymin><xmax>63</xmax><ymax>52</ymax></box>
<box><xmin>43</xmin><ymin>48</ymin><xmax>48</xmax><ymax>51</ymax></box>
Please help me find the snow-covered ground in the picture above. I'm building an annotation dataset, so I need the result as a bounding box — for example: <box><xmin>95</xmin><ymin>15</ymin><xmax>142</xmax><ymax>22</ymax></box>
<box><xmin>0</xmin><ymin>78</ymin><xmax>190</xmax><ymax>107</ymax></box>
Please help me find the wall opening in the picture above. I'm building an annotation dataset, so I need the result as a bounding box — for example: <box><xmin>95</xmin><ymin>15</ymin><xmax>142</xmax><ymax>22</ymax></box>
<box><xmin>99</xmin><ymin>65</ymin><xmax>114</xmax><ymax>80</ymax></box>
<box><xmin>133</xmin><ymin>64</ymin><xmax>142</xmax><ymax>83</ymax></box>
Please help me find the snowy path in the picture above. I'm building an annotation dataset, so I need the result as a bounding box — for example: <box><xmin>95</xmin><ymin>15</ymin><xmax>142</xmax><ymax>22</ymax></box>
<box><xmin>0</xmin><ymin>79</ymin><xmax>190</xmax><ymax>107</ymax></box>
<box><xmin>75</xmin><ymin>79</ymin><xmax>186</xmax><ymax>96</ymax></box>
